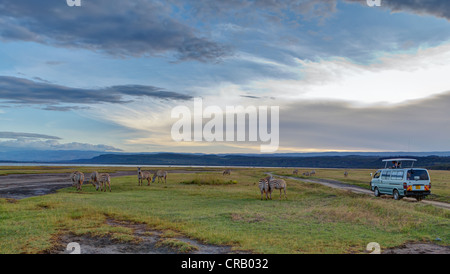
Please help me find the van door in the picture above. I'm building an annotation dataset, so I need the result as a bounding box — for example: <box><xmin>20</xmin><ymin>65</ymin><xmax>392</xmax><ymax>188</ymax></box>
<box><xmin>390</xmin><ymin>170</ymin><xmax>404</xmax><ymax>195</ymax></box>
<box><xmin>371</xmin><ymin>170</ymin><xmax>381</xmax><ymax>191</ymax></box>
<box><xmin>379</xmin><ymin>170</ymin><xmax>391</xmax><ymax>194</ymax></box>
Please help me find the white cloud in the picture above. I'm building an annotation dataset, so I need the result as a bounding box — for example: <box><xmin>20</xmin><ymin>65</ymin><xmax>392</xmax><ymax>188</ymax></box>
<box><xmin>250</xmin><ymin>42</ymin><xmax>450</xmax><ymax>105</ymax></box>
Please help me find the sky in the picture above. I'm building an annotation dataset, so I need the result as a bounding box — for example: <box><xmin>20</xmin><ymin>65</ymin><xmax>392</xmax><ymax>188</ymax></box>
<box><xmin>0</xmin><ymin>0</ymin><xmax>450</xmax><ymax>154</ymax></box>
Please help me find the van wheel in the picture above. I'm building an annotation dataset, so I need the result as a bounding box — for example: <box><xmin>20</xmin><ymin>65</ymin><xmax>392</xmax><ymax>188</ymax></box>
<box><xmin>374</xmin><ymin>187</ymin><xmax>380</xmax><ymax>197</ymax></box>
<box><xmin>393</xmin><ymin>190</ymin><xmax>402</xmax><ymax>200</ymax></box>
<box><xmin>416</xmin><ymin>196</ymin><xmax>423</xmax><ymax>202</ymax></box>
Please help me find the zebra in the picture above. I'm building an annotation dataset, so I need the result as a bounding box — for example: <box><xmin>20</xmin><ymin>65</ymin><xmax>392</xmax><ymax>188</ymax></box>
<box><xmin>89</xmin><ymin>171</ymin><xmax>101</xmax><ymax>191</ymax></box>
<box><xmin>98</xmin><ymin>173</ymin><xmax>111</xmax><ymax>192</ymax></box>
<box><xmin>268</xmin><ymin>179</ymin><xmax>287</xmax><ymax>200</ymax></box>
<box><xmin>310</xmin><ymin>170</ymin><xmax>316</xmax><ymax>176</ymax></box>
<box><xmin>223</xmin><ymin>169</ymin><xmax>231</xmax><ymax>176</ymax></box>
<box><xmin>258</xmin><ymin>178</ymin><xmax>270</xmax><ymax>200</ymax></box>
<box><xmin>152</xmin><ymin>170</ymin><xmax>167</xmax><ymax>183</ymax></box>
<box><xmin>293</xmin><ymin>169</ymin><xmax>299</xmax><ymax>175</ymax></box>
<box><xmin>344</xmin><ymin>171</ymin><xmax>349</xmax><ymax>177</ymax></box>
<box><xmin>302</xmin><ymin>172</ymin><xmax>310</xmax><ymax>176</ymax></box>
<box><xmin>70</xmin><ymin>171</ymin><xmax>85</xmax><ymax>191</ymax></box>
<box><xmin>137</xmin><ymin>167</ymin><xmax>152</xmax><ymax>186</ymax></box>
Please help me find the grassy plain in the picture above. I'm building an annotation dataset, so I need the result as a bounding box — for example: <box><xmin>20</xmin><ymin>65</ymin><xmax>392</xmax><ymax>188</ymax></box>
<box><xmin>0</xmin><ymin>167</ymin><xmax>448</xmax><ymax>254</ymax></box>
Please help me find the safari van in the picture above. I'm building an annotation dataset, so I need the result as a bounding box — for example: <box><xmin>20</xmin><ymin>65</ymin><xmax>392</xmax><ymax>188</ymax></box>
<box><xmin>370</xmin><ymin>158</ymin><xmax>431</xmax><ymax>201</ymax></box>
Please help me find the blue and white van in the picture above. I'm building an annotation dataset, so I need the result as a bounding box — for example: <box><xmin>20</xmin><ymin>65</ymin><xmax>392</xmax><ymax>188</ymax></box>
<box><xmin>370</xmin><ymin>158</ymin><xmax>431</xmax><ymax>201</ymax></box>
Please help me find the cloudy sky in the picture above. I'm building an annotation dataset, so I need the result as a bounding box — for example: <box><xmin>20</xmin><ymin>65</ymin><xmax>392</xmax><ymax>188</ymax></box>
<box><xmin>0</xmin><ymin>0</ymin><xmax>449</xmax><ymax>154</ymax></box>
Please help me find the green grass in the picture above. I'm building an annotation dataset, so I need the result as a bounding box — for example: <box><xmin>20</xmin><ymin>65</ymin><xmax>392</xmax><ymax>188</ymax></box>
<box><xmin>0</xmin><ymin>168</ymin><xmax>449</xmax><ymax>254</ymax></box>
<box><xmin>156</xmin><ymin>238</ymin><xmax>199</xmax><ymax>253</ymax></box>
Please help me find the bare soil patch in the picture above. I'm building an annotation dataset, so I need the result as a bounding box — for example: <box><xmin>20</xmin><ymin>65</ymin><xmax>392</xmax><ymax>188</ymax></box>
<box><xmin>48</xmin><ymin>219</ymin><xmax>242</xmax><ymax>254</ymax></box>
<box><xmin>383</xmin><ymin>243</ymin><xmax>450</xmax><ymax>254</ymax></box>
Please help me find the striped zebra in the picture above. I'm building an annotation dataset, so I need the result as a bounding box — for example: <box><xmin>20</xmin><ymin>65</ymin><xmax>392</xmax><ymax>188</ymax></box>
<box><xmin>70</xmin><ymin>171</ymin><xmax>85</xmax><ymax>191</ymax></box>
<box><xmin>268</xmin><ymin>179</ymin><xmax>287</xmax><ymax>200</ymax></box>
<box><xmin>344</xmin><ymin>171</ymin><xmax>349</xmax><ymax>177</ymax></box>
<box><xmin>98</xmin><ymin>173</ymin><xmax>111</xmax><ymax>192</ymax></box>
<box><xmin>258</xmin><ymin>178</ymin><xmax>270</xmax><ymax>200</ymax></box>
<box><xmin>310</xmin><ymin>170</ymin><xmax>316</xmax><ymax>176</ymax></box>
<box><xmin>223</xmin><ymin>169</ymin><xmax>231</xmax><ymax>176</ymax></box>
<box><xmin>89</xmin><ymin>171</ymin><xmax>101</xmax><ymax>191</ymax></box>
<box><xmin>293</xmin><ymin>169</ymin><xmax>299</xmax><ymax>175</ymax></box>
<box><xmin>152</xmin><ymin>170</ymin><xmax>167</xmax><ymax>183</ymax></box>
<box><xmin>137</xmin><ymin>167</ymin><xmax>152</xmax><ymax>186</ymax></box>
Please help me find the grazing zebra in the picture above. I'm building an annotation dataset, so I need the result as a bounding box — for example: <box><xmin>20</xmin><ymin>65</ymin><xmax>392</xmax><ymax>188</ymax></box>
<box><xmin>137</xmin><ymin>167</ymin><xmax>152</xmax><ymax>186</ymax></box>
<box><xmin>98</xmin><ymin>173</ymin><xmax>111</xmax><ymax>192</ymax></box>
<box><xmin>152</xmin><ymin>170</ymin><xmax>167</xmax><ymax>183</ymax></box>
<box><xmin>258</xmin><ymin>178</ymin><xmax>270</xmax><ymax>200</ymax></box>
<box><xmin>268</xmin><ymin>179</ymin><xmax>287</xmax><ymax>200</ymax></box>
<box><xmin>293</xmin><ymin>169</ymin><xmax>299</xmax><ymax>175</ymax></box>
<box><xmin>344</xmin><ymin>171</ymin><xmax>349</xmax><ymax>177</ymax></box>
<box><xmin>302</xmin><ymin>172</ymin><xmax>310</xmax><ymax>176</ymax></box>
<box><xmin>70</xmin><ymin>171</ymin><xmax>85</xmax><ymax>191</ymax></box>
<box><xmin>223</xmin><ymin>169</ymin><xmax>231</xmax><ymax>176</ymax></box>
<box><xmin>89</xmin><ymin>171</ymin><xmax>101</xmax><ymax>191</ymax></box>
<box><xmin>310</xmin><ymin>170</ymin><xmax>316</xmax><ymax>176</ymax></box>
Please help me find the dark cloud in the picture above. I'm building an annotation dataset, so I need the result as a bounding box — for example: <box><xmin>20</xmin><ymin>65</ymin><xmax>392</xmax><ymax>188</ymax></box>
<box><xmin>0</xmin><ymin>76</ymin><xmax>193</xmax><ymax>109</ymax></box>
<box><xmin>280</xmin><ymin>92</ymin><xmax>450</xmax><ymax>151</ymax></box>
<box><xmin>170</xmin><ymin>0</ymin><xmax>337</xmax><ymax>21</ymax></box>
<box><xmin>0</xmin><ymin>0</ymin><xmax>231</xmax><ymax>62</ymax></box>
<box><xmin>0</xmin><ymin>131</ymin><xmax>61</xmax><ymax>140</ymax></box>
<box><xmin>346</xmin><ymin>0</ymin><xmax>450</xmax><ymax>20</ymax></box>
<box><xmin>0</xmin><ymin>131</ymin><xmax>122</xmax><ymax>152</ymax></box>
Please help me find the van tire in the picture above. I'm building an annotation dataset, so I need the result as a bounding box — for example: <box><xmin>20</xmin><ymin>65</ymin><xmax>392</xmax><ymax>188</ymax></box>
<box><xmin>374</xmin><ymin>187</ymin><xmax>380</xmax><ymax>197</ymax></box>
<box><xmin>393</xmin><ymin>190</ymin><xmax>402</xmax><ymax>200</ymax></box>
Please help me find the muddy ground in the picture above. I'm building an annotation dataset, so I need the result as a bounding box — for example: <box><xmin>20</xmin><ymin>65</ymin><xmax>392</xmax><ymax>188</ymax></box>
<box><xmin>0</xmin><ymin>171</ymin><xmax>136</xmax><ymax>199</ymax></box>
<box><xmin>49</xmin><ymin>219</ymin><xmax>239</xmax><ymax>254</ymax></box>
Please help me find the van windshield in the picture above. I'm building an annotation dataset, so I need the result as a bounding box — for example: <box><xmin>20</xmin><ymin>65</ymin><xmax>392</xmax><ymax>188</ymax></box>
<box><xmin>407</xmin><ymin>170</ymin><xmax>429</xmax><ymax>181</ymax></box>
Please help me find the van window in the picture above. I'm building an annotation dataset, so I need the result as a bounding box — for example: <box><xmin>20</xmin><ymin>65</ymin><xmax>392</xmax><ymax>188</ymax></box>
<box><xmin>381</xmin><ymin>170</ymin><xmax>391</xmax><ymax>180</ymax></box>
<box><xmin>391</xmin><ymin>170</ymin><xmax>404</xmax><ymax>180</ymax></box>
<box><xmin>407</xmin><ymin>170</ymin><xmax>429</xmax><ymax>181</ymax></box>
<box><xmin>373</xmin><ymin>171</ymin><xmax>381</xmax><ymax>179</ymax></box>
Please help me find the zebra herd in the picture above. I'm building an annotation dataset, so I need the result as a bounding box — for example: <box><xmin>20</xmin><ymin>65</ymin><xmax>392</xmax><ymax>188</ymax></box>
<box><xmin>293</xmin><ymin>169</ymin><xmax>316</xmax><ymax>176</ymax></box>
<box><xmin>258</xmin><ymin>175</ymin><xmax>287</xmax><ymax>200</ymax></box>
<box><xmin>69</xmin><ymin>168</ymin><xmax>169</xmax><ymax>192</ymax></box>
<box><xmin>69</xmin><ymin>167</ymin><xmax>345</xmax><ymax>201</ymax></box>
<box><xmin>70</xmin><ymin>171</ymin><xmax>111</xmax><ymax>192</ymax></box>
<box><xmin>137</xmin><ymin>167</ymin><xmax>168</xmax><ymax>185</ymax></box>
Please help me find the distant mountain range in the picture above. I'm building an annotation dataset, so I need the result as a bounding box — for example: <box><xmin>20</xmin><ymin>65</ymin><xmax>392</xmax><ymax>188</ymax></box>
<box><xmin>1</xmin><ymin>150</ymin><xmax>450</xmax><ymax>169</ymax></box>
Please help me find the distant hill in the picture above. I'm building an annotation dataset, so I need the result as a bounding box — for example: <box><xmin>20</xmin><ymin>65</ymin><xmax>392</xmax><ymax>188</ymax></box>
<box><xmin>2</xmin><ymin>150</ymin><xmax>450</xmax><ymax>169</ymax></box>
<box><xmin>67</xmin><ymin>153</ymin><xmax>450</xmax><ymax>170</ymax></box>
<box><xmin>0</xmin><ymin>150</ymin><xmax>107</xmax><ymax>162</ymax></box>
